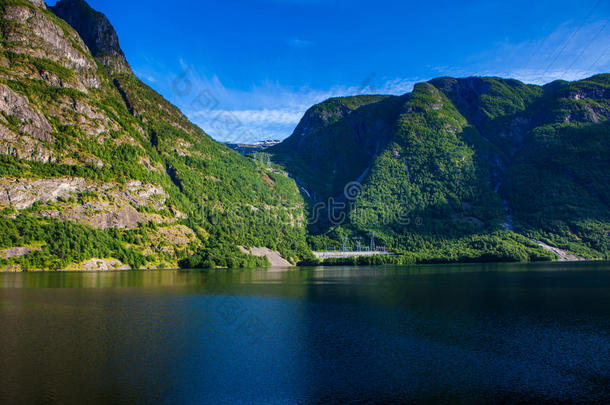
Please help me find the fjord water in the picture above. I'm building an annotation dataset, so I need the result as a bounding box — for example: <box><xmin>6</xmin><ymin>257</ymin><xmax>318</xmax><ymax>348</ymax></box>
<box><xmin>1</xmin><ymin>263</ymin><xmax>609</xmax><ymax>404</ymax></box>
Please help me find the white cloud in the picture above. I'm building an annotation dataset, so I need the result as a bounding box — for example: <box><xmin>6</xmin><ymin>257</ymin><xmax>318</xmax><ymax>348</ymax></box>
<box><xmin>163</xmin><ymin>64</ymin><xmax>423</xmax><ymax>142</ymax></box>
<box><xmin>133</xmin><ymin>70</ymin><xmax>157</xmax><ymax>83</ymax></box>
<box><xmin>190</xmin><ymin>109</ymin><xmax>305</xmax><ymax>142</ymax></box>
<box><xmin>226</xmin><ymin>109</ymin><xmax>305</xmax><ymax>125</ymax></box>
<box><xmin>182</xmin><ymin>77</ymin><xmax>428</xmax><ymax>142</ymax></box>
<box><xmin>376</xmin><ymin>78</ymin><xmax>419</xmax><ymax>94</ymax></box>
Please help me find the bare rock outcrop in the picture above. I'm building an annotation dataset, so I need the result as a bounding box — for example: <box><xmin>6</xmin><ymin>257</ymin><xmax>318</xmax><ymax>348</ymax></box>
<box><xmin>0</xmin><ymin>246</ymin><xmax>40</xmax><ymax>259</ymax></box>
<box><xmin>3</xmin><ymin>4</ymin><xmax>101</xmax><ymax>90</ymax></box>
<box><xmin>0</xmin><ymin>84</ymin><xmax>53</xmax><ymax>142</ymax></box>
<box><xmin>51</xmin><ymin>0</ymin><xmax>132</xmax><ymax>75</ymax></box>
<box><xmin>39</xmin><ymin>204</ymin><xmax>144</xmax><ymax>230</ymax></box>
<box><xmin>0</xmin><ymin>178</ymin><xmax>172</xmax><ymax>229</ymax></box>
<box><xmin>0</xmin><ymin>177</ymin><xmax>95</xmax><ymax>209</ymax></box>
<box><xmin>66</xmin><ymin>258</ymin><xmax>131</xmax><ymax>271</ymax></box>
<box><xmin>239</xmin><ymin>247</ymin><xmax>293</xmax><ymax>267</ymax></box>
<box><xmin>25</xmin><ymin>0</ymin><xmax>47</xmax><ymax>9</ymax></box>
<box><xmin>0</xmin><ymin>178</ymin><xmax>167</xmax><ymax>210</ymax></box>
<box><xmin>0</xmin><ymin>123</ymin><xmax>55</xmax><ymax>162</ymax></box>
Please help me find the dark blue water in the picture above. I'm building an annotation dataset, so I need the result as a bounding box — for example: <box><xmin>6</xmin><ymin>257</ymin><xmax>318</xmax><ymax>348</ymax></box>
<box><xmin>1</xmin><ymin>262</ymin><xmax>609</xmax><ymax>404</ymax></box>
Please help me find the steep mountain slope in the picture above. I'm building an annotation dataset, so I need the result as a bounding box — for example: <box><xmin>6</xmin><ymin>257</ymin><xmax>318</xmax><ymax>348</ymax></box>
<box><xmin>0</xmin><ymin>0</ymin><xmax>308</xmax><ymax>270</ymax></box>
<box><xmin>272</xmin><ymin>95</ymin><xmax>403</xmax><ymax>200</ymax></box>
<box><xmin>50</xmin><ymin>0</ymin><xmax>130</xmax><ymax>75</ymax></box>
<box><xmin>436</xmin><ymin>75</ymin><xmax>610</xmax><ymax>258</ymax></box>
<box><xmin>270</xmin><ymin>75</ymin><xmax>610</xmax><ymax>262</ymax></box>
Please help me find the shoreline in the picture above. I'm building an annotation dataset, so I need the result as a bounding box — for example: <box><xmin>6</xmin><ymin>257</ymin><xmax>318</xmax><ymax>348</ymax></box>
<box><xmin>2</xmin><ymin>258</ymin><xmax>606</xmax><ymax>273</ymax></box>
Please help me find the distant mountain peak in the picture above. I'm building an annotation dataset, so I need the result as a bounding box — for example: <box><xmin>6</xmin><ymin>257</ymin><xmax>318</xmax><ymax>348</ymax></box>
<box><xmin>50</xmin><ymin>0</ymin><xmax>131</xmax><ymax>75</ymax></box>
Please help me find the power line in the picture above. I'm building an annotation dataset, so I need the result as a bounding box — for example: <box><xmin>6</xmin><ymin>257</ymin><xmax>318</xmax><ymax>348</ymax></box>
<box><xmin>587</xmin><ymin>43</ymin><xmax>610</xmax><ymax>72</ymax></box>
<box><xmin>563</xmin><ymin>19</ymin><xmax>609</xmax><ymax>74</ymax></box>
<box><xmin>543</xmin><ymin>0</ymin><xmax>604</xmax><ymax>75</ymax></box>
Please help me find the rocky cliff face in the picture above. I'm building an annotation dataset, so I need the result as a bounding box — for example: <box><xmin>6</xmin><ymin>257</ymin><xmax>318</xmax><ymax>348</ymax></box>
<box><xmin>24</xmin><ymin>0</ymin><xmax>46</xmax><ymax>9</ymax></box>
<box><xmin>50</xmin><ymin>0</ymin><xmax>131</xmax><ymax>75</ymax></box>
<box><xmin>0</xmin><ymin>83</ymin><xmax>54</xmax><ymax>161</ymax></box>
<box><xmin>1</xmin><ymin>2</ymin><xmax>102</xmax><ymax>89</ymax></box>
<box><xmin>0</xmin><ymin>0</ymin><xmax>107</xmax><ymax>161</ymax></box>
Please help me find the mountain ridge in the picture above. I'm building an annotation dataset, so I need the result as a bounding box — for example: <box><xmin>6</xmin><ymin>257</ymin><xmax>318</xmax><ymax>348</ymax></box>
<box><xmin>270</xmin><ymin>74</ymin><xmax>610</xmax><ymax>262</ymax></box>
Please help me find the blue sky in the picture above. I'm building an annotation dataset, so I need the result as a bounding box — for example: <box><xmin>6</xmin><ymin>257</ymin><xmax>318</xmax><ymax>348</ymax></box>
<box><xmin>49</xmin><ymin>0</ymin><xmax>610</xmax><ymax>142</ymax></box>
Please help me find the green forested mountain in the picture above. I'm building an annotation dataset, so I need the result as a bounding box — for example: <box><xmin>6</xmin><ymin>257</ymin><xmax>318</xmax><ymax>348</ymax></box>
<box><xmin>270</xmin><ymin>75</ymin><xmax>610</xmax><ymax>262</ymax></box>
<box><xmin>1</xmin><ymin>0</ymin><xmax>607</xmax><ymax>270</ymax></box>
<box><xmin>0</xmin><ymin>0</ymin><xmax>309</xmax><ymax>270</ymax></box>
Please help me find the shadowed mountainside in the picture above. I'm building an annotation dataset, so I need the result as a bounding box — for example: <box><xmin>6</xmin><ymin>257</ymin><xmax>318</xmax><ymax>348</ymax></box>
<box><xmin>271</xmin><ymin>75</ymin><xmax>610</xmax><ymax>262</ymax></box>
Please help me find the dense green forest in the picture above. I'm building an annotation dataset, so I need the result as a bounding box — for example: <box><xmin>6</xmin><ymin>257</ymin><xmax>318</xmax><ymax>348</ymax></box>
<box><xmin>270</xmin><ymin>75</ymin><xmax>610</xmax><ymax>262</ymax></box>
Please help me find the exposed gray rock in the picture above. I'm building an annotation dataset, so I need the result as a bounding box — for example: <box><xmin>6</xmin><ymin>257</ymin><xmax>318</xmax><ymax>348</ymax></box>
<box><xmin>0</xmin><ymin>177</ymin><xmax>167</xmax><ymax>211</ymax></box>
<box><xmin>0</xmin><ymin>123</ymin><xmax>55</xmax><ymax>162</ymax></box>
<box><xmin>25</xmin><ymin>0</ymin><xmax>47</xmax><ymax>9</ymax></box>
<box><xmin>72</xmin><ymin>100</ymin><xmax>104</xmax><ymax>120</ymax></box>
<box><xmin>3</xmin><ymin>4</ymin><xmax>101</xmax><ymax>89</ymax></box>
<box><xmin>0</xmin><ymin>84</ymin><xmax>53</xmax><ymax>142</ymax></box>
<box><xmin>530</xmin><ymin>239</ymin><xmax>586</xmax><ymax>262</ymax></box>
<box><xmin>0</xmin><ymin>177</ymin><xmax>171</xmax><ymax>229</ymax></box>
<box><xmin>51</xmin><ymin>0</ymin><xmax>132</xmax><ymax>75</ymax></box>
<box><xmin>39</xmin><ymin>204</ymin><xmax>144</xmax><ymax>230</ymax></box>
<box><xmin>0</xmin><ymin>247</ymin><xmax>40</xmax><ymax>259</ymax></box>
<box><xmin>0</xmin><ymin>178</ymin><xmax>91</xmax><ymax>209</ymax></box>
<box><xmin>239</xmin><ymin>246</ymin><xmax>293</xmax><ymax>267</ymax></box>
<box><xmin>67</xmin><ymin>258</ymin><xmax>131</xmax><ymax>271</ymax></box>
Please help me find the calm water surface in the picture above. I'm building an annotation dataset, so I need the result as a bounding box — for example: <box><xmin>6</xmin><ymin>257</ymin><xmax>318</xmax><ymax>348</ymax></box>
<box><xmin>1</xmin><ymin>262</ymin><xmax>609</xmax><ymax>404</ymax></box>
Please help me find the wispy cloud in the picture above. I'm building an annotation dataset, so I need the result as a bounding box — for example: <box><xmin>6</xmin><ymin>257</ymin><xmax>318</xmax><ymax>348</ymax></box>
<box><xmin>287</xmin><ymin>38</ymin><xmax>314</xmax><ymax>48</ymax></box>
<box><xmin>224</xmin><ymin>109</ymin><xmax>305</xmax><ymax>125</ymax></box>
<box><xmin>134</xmin><ymin>70</ymin><xmax>157</xmax><ymax>83</ymax></box>
<box><xmin>159</xmin><ymin>63</ymin><xmax>422</xmax><ymax>142</ymax></box>
<box><xmin>432</xmin><ymin>19</ymin><xmax>610</xmax><ymax>85</ymax></box>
